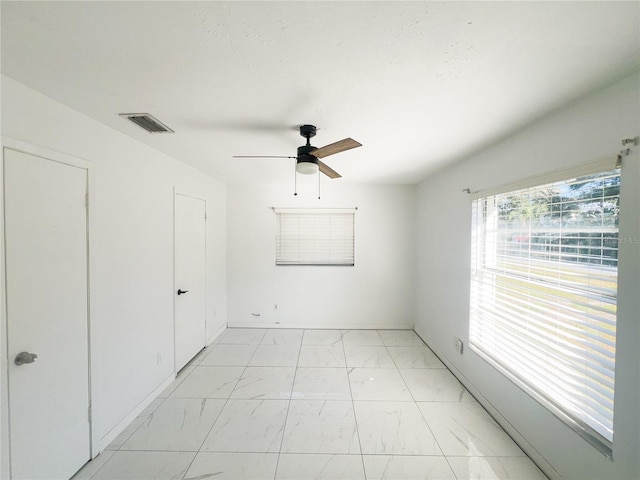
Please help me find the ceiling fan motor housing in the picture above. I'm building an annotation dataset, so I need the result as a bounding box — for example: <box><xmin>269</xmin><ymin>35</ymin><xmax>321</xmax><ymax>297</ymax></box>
<box><xmin>296</xmin><ymin>144</ymin><xmax>319</xmax><ymax>174</ymax></box>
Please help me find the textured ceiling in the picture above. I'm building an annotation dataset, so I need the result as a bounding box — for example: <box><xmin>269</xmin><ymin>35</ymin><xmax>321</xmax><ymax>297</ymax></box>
<box><xmin>2</xmin><ymin>1</ymin><xmax>639</xmax><ymax>185</ymax></box>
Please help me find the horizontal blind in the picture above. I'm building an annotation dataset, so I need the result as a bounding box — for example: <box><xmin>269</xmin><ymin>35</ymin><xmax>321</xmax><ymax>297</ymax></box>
<box><xmin>470</xmin><ymin>168</ymin><xmax>620</xmax><ymax>457</ymax></box>
<box><xmin>275</xmin><ymin>209</ymin><xmax>355</xmax><ymax>266</ymax></box>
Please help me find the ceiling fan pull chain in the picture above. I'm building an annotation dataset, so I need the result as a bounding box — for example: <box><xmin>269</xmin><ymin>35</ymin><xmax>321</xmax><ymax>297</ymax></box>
<box><xmin>318</xmin><ymin>170</ymin><xmax>321</xmax><ymax>200</ymax></box>
<box><xmin>294</xmin><ymin>161</ymin><xmax>298</xmax><ymax>196</ymax></box>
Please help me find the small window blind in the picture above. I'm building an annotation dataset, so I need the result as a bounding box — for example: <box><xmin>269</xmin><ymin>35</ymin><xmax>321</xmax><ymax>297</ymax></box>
<box><xmin>274</xmin><ymin>208</ymin><xmax>355</xmax><ymax>266</ymax></box>
<box><xmin>470</xmin><ymin>165</ymin><xmax>620</xmax><ymax>457</ymax></box>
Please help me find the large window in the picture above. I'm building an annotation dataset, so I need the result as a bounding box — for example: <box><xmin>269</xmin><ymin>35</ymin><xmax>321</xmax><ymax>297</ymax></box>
<box><xmin>274</xmin><ymin>208</ymin><xmax>355</xmax><ymax>266</ymax></box>
<box><xmin>469</xmin><ymin>162</ymin><xmax>620</xmax><ymax>457</ymax></box>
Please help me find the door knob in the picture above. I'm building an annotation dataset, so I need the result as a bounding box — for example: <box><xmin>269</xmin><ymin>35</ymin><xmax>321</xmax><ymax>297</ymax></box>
<box><xmin>15</xmin><ymin>352</ymin><xmax>38</xmax><ymax>365</ymax></box>
<box><xmin>177</xmin><ymin>289</ymin><xmax>189</xmax><ymax>295</ymax></box>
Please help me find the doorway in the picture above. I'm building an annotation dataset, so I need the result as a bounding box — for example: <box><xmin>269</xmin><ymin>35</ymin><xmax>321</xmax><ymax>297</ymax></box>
<box><xmin>174</xmin><ymin>192</ymin><xmax>207</xmax><ymax>371</ymax></box>
<box><xmin>3</xmin><ymin>146</ymin><xmax>91</xmax><ymax>479</ymax></box>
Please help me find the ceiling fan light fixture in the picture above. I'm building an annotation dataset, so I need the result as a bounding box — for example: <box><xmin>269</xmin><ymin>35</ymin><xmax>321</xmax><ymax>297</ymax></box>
<box><xmin>296</xmin><ymin>158</ymin><xmax>319</xmax><ymax>175</ymax></box>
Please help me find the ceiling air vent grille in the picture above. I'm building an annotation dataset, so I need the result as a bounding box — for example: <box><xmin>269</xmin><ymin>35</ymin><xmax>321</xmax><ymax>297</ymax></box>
<box><xmin>119</xmin><ymin>113</ymin><xmax>174</xmax><ymax>133</ymax></box>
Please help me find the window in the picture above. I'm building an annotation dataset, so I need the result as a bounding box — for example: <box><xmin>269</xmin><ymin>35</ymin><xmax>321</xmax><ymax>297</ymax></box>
<box><xmin>469</xmin><ymin>162</ymin><xmax>620</xmax><ymax>457</ymax></box>
<box><xmin>274</xmin><ymin>208</ymin><xmax>355</xmax><ymax>266</ymax></box>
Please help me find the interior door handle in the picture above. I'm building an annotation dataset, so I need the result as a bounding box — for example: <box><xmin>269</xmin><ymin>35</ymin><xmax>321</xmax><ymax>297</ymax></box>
<box><xmin>15</xmin><ymin>352</ymin><xmax>38</xmax><ymax>365</ymax></box>
<box><xmin>177</xmin><ymin>289</ymin><xmax>189</xmax><ymax>295</ymax></box>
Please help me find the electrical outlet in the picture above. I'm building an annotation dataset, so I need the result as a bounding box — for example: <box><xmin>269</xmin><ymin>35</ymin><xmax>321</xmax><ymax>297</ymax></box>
<box><xmin>455</xmin><ymin>338</ymin><xmax>464</xmax><ymax>354</ymax></box>
<box><xmin>274</xmin><ymin>304</ymin><xmax>278</xmax><ymax>310</ymax></box>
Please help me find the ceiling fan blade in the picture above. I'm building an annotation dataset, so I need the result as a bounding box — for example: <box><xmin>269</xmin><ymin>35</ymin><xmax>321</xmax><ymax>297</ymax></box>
<box><xmin>232</xmin><ymin>155</ymin><xmax>296</xmax><ymax>159</ymax></box>
<box><xmin>310</xmin><ymin>138</ymin><xmax>362</xmax><ymax>159</ymax></box>
<box><xmin>318</xmin><ymin>161</ymin><xmax>342</xmax><ymax>179</ymax></box>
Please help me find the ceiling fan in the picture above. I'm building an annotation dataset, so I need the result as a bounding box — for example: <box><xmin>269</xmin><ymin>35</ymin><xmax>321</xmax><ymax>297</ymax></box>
<box><xmin>233</xmin><ymin>124</ymin><xmax>362</xmax><ymax>179</ymax></box>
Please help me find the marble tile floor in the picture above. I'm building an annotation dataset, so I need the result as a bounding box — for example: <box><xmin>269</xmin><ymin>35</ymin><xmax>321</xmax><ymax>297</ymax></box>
<box><xmin>73</xmin><ymin>328</ymin><xmax>548</xmax><ymax>480</ymax></box>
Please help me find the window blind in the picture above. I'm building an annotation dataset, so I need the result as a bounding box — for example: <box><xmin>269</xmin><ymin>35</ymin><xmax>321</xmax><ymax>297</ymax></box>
<box><xmin>469</xmin><ymin>167</ymin><xmax>620</xmax><ymax>457</ymax></box>
<box><xmin>274</xmin><ymin>208</ymin><xmax>355</xmax><ymax>266</ymax></box>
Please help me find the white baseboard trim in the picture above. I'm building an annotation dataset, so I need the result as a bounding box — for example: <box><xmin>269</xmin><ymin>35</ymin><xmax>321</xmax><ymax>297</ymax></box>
<box><xmin>206</xmin><ymin>322</ymin><xmax>227</xmax><ymax>345</ymax></box>
<box><xmin>227</xmin><ymin>322</ymin><xmax>414</xmax><ymax>330</ymax></box>
<box><xmin>413</xmin><ymin>325</ymin><xmax>560</xmax><ymax>480</ymax></box>
<box><xmin>92</xmin><ymin>327</ymin><xmax>229</xmax><ymax>458</ymax></box>
<box><xmin>95</xmin><ymin>374</ymin><xmax>175</xmax><ymax>454</ymax></box>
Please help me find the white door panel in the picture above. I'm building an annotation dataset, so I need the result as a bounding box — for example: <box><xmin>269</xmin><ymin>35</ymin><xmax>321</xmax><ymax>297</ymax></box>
<box><xmin>174</xmin><ymin>193</ymin><xmax>206</xmax><ymax>371</ymax></box>
<box><xmin>4</xmin><ymin>149</ymin><xmax>90</xmax><ymax>479</ymax></box>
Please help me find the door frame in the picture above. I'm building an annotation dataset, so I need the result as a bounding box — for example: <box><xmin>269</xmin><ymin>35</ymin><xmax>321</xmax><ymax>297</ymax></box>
<box><xmin>0</xmin><ymin>136</ymin><xmax>95</xmax><ymax>479</ymax></box>
<box><xmin>173</xmin><ymin>189</ymin><xmax>208</xmax><ymax>372</ymax></box>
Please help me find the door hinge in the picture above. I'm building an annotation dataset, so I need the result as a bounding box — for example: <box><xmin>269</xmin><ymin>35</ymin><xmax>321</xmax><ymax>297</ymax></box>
<box><xmin>88</xmin><ymin>405</ymin><xmax>92</xmax><ymax>422</ymax></box>
<box><xmin>85</xmin><ymin>192</ymin><xmax>89</xmax><ymax>209</ymax></box>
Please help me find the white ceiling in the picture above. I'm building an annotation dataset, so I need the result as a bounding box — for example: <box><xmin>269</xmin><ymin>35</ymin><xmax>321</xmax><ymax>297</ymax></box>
<box><xmin>2</xmin><ymin>1</ymin><xmax>638</xmax><ymax>185</ymax></box>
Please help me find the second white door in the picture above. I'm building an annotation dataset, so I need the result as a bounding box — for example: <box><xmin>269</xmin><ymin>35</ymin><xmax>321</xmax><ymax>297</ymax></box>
<box><xmin>174</xmin><ymin>193</ymin><xmax>206</xmax><ymax>371</ymax></box>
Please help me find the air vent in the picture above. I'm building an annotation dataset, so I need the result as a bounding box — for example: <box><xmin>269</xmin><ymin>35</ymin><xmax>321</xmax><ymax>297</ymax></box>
<box><xmin>119</xmin><ymin>113</ymin><xmax>174</xmax><ymax>133</ymax></box>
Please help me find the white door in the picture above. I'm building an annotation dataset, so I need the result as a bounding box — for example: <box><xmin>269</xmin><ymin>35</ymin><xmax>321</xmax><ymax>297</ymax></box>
<box><xmin>4</xmin><ymin>149</ymin><xmax>90</xmax><ymax>479</ymax></box>
<box><xmin>174</xmin><ymin>193</ymin><xmax>206</xmax><ymax>371</ymax></box>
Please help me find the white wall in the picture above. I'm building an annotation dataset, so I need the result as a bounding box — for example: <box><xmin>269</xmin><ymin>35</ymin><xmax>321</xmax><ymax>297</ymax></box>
<box><xmin>0</xmin><ymin>76</ymin><xmax>228</xmax><ymax>468</ymax></box>
<box><xmin>227</xmin><ymin>181</ymin><xmax>416</xmax><ymax>329</ymax></box>
<box><xmin>415</xmin><ymin>71</ymin><xmax>640</xmax><ymax>480</ymax></box>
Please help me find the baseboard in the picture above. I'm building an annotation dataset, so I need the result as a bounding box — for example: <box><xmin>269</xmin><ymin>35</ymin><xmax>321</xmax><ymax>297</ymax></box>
<box><xmin>94</xmin><ymin>324</ymin><xmax>231</xmax><ymax>456</ymax></box>
<box><xmin>207</xmin><ymin>322</ymin><xmax>227</xmax><ymax>345</ymax></box>
<box><xmin>413</xmin><ymin>325</ymin><xmax>561</xmax><ymax>480</ymax></box>
<box><xmin>95</xmin><ymin>374</ymin><xmax>175</xmax><ymax>454</ymax></box>
<box><xmin>227</xmin><ymin>321</ymin><xmax>414</xmax><ymax>330</ymax></box>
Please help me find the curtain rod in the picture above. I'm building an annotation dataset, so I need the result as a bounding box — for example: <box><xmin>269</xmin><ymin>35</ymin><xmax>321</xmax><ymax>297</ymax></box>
<box><xmin>463</xmin><ymin>136</ymin><xmax>638</xmax><ymax>198</ymax></box>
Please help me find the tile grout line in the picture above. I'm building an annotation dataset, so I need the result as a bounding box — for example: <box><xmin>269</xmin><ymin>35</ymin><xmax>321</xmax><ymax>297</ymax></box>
<box><xmin>395</xmin><ymin>331</ymin><xmax>468</xmax><ymax>479</ymax></box>
<box><xmin>178</xmin><ymin>328</ymin><xmax>268</xmax><ymax>480</ymax></box>
<box><xmin>341</xmin><ymin>329</ymin><xmax>369</xmax><ymax>480</ymax></box>
<box><xmin>272</xmin><ymin>330</ymin><xmax>305</xmax><ymax>480</ymax></box>
<box><xmin>387</xmin><ymin>333</ymin><xmax>461</xmax><ymax>480</ymax></box>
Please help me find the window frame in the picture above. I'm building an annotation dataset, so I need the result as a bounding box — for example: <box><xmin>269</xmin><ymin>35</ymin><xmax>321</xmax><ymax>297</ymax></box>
<box><xmin>274</xmin><ymin>207</ymin><xmax>356</xmax><ymax>266</ymax></box>
<box><xmin>468</xmin><ymin>158</ymin><xmax>621</xmax><ymax>458</ymax></box>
